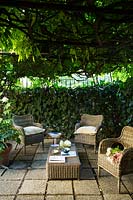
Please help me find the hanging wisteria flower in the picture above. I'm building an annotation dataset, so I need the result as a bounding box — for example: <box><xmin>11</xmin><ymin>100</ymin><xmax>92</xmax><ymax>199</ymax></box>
<box><xmin>1</xmin><ymin>96</ymin><xmax>9</xmax><ymax>103</ymax></box>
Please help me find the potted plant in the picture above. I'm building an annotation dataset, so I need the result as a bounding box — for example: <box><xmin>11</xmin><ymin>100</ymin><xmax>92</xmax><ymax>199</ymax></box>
<box><xmin>0</xmin><ymin>94</ymin><xmax>20</xmax><ymax>166</ymax></box>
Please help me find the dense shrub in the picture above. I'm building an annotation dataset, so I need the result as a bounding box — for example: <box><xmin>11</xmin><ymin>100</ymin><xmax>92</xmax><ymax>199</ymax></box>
<box><xmin>10</xmin><ymin>79</ymin><xmax>133</xmax><ymax>142</ymax></box>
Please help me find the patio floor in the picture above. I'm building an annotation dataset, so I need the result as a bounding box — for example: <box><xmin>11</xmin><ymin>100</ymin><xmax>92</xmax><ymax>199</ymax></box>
<box><xmin>0</xmin><ymin>139</ymin><xmax>133</xmax><ymax>200</ymax></box>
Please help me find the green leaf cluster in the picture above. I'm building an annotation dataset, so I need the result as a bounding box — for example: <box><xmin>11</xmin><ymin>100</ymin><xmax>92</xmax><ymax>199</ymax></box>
<box><xmin>7</xmin><ymin>79</ymin><xmax>133</xmax><ymax>140</ymax></box>
<box><xmin>0</xmin><ymin>0</ymin><xmax>132</xmax><ymax>76</ymax></box>
<box><xmin>111</xmin><ymin>146</ymin><xmax>122</xmax><ymax>155</ymax></box>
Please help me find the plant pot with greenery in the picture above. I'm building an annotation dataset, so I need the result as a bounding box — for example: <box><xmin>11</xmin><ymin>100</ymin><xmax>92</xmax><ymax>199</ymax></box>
<box><xmin>0</xmin><ymin>94</ymin><xmax>20</xmax><ymax>166</ymax></box>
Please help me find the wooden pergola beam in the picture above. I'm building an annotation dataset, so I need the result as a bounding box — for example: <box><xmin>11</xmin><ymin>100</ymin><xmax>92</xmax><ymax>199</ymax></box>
<box><xmin>0</xmin><ymin>0</ymin><xmax>132</xmax><ymax>15</ymax></box>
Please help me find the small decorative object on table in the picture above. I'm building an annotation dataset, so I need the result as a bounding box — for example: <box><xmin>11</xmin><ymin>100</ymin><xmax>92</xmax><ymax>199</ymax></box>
<box><xmin>59</xmin><ymin>139</ymin><xmax>71</xmax><ymax>154</ymax></box>
<box><xmin>48</xmin><ymin>131</ymin><xmax>62</xmax><ymax>147</ymax></box>
<box><xmin>59</xmin><ymin>139</ymin><xmax>71</xmax><ymax>149</ymax></box>
<box><xmin>63</xmin><ymin>147</ymin><xmax>70</xmax><ymax>154</ymax></box>
<box><xmin>52</xmin><ymin>149</ymin><xmax>60</xmax><ymax>154</ymax></box>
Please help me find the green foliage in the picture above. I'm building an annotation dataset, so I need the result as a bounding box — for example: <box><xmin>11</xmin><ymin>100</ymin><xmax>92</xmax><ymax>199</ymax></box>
<box><xmin>112</xmin><ymin>65</ymin><xmax>132</xmax><ymax>82</ymax></box>
<box><xmin>111</xmin><ymin>147</ymin><xmax>122</xmax><ymax>155</ymax></box>
<box><xmin>0</xmin><ymin>93</ymin><xmax>20</xmax><ymax>153</ymax></box>
<box><xmin>0</xmin><ymin>1</ymin><xmax>132</xmax><ymax>77</ymax></box>
<box><xmin>8</xmin><ymin>79</ymin><xmax>133</xmax><ymax>141</ymax></box>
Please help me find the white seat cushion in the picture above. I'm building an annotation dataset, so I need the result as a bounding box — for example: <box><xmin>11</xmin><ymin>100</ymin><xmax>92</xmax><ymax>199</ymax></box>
<box><xmin>74</xmin><ymin>126</ymin><xmax>97</xmax><ymax>135</ymax></box>
<box><xmin>24</xmin><ymin>126</ymin><xmax>45</xmax><ymax>136</ymax></box>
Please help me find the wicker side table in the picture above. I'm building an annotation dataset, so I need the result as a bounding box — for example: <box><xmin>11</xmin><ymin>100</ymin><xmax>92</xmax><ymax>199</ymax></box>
<box><xmin>46</xmin><ymin>144</ymin><xmax>81</xmax><ymax>180</ymax></box>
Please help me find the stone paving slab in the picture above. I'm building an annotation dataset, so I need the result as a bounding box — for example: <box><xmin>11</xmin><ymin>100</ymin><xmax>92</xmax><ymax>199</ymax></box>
<box><xmin>46</xmin><ymin>195</ymin><xmax>74</xmax><ymax>200</ymax></box>
<box><xmin>78</xmin><ymin>152</ymin><xmax>88</xmax><ymax>159</ymax></box>
<box><xmin>9</xmin><ymin>161</ymin><xmax>31</xmax><ymax>169</ymax></box>
<box><xmin>22</xmin><ymin>145</ymin><xmax>38</xmax><ymax>155</ymax></box>
<box><xmin>122</xmin><ymin>174</ymin><xmax>133</xmax><ymax>181</ymax></box>
<box><xmin>36</xmin><ymin>147</ymin><xmax>49</xmax><ymax>154</ymax></box>
<box><xmin>77</xmin><ymin>147</ymin><xmax>86</xmax><ymax>153</ymax></box>
<box><xmin>18</xmin><ymin>180</ymin><xmax>46</xmax><ymax>194</ymax></box>
<box><xmin>89</xmin><ymin>159</ymin><xmax>98</xmax><ymax>168</ymax></box>
<box><xmin>75</xmin><ymin>195</ymin><xmax>103</xmax><ymax>200</ymax></box>
<box><xmin>0</xmin><ymin>169</ymin><xmax>4</xmax><ymax>175</ymax></box>
<box><xmin>0</xmin><ymin>196</ymin><xmax>15</xmax><ymax>200</ymax></box>
<box><xmin>122</xmin><ymin>180</ymin><xmax>133</xmax><ymax>194</ymax></box>
<box><xmin>98</xmin><ymin>176</ymin><xmax>128</xmax><ymax>194</ymax></box>
<box><xmin>16</xmin><ymin>194</ymin><xmax>44</xmax><ymax>200</ymax></box>
<box><xmin>47</xmin><ymin>180</ymin><xmax>73</xmax><ymax>195</ymax></box>
<box><xmin>33</xmin><ymin>153</ymin><xmax>48</xmax><ymax>160</ymax></box>
<box><xmin>25</xmin><ymin>169</ymin><xmax>46</xmax><ymax>180</ymax></box>
<box><xmin>31</xmin><ymin>160</ymin><xmax>46</xmax><ymax>169</ymax></box>
<box><xmin>80</xmin><ymin>168</ymin><xmax>95</xmax><ymax>180</ymax></box>
<box><xmin>86</xmin><ymin>150</ymin><xmax>98</xmax><ymax>159</ymax></box>
<box><xmin>80</xmin><ymin>159</ymin><xmax>91</xmax><ymax>168</ymax></box>
<box><xmin>94</xmin><ymin>168</ymin><xmax>111</xmax><ymax>177</ymax></box>
<box><xmin>103</xmin><ymin>194</ymin><xmax>132</xmax><ymax>200</ymax></box>
<box><xmin>15</xmin><ymin>154</ymin><xmax>34</xmax><ymax>161</ymax></box>
<box><xmin>0</xmin><ymin>180</ymin><xmax>21</xmax><ymax>195</ymax></box>
<box><xmin>0</xmin><ymin>169</ymin><xmax>26</xmax><ymax>180</ymax></box>
<box><xmin>76</xmin><ymin>146</ymin><xmax>86</xmax><ymax>153</ymax></box>
<box><xmin>9</xmin><ymin>151</ymin><xmax>19</xmax><ymax>161</ymax></box>
<box><xmin>73</xmin><ymin>180</ymin><xmax>100</xmax><ymax>195</ymax></box>
<box><xmin>0</xmin><ymin>141</ymin><xmax>133</xmax><ymax>200</ymax></box>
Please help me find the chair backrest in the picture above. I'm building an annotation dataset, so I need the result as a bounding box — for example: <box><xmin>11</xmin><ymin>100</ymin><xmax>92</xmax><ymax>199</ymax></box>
<box><xmin>120</xmin><ymin>126</ymin><xmax>133</xmax><ymax>148</ymax></box>
<box><xmin>80</xmin><ymin>114</ymin><xmax>103</xmax><ymax>127</ymax></box>
<box><xmin>12</xmin><ymin>114</ymin><xmax>34</xmax><ymax>127</ymax></box>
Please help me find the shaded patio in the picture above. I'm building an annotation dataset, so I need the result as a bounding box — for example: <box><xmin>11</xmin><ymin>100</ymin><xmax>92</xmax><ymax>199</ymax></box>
<box><xmin>0</xmin><ymin>139</ymin><xmax>132</xmax><ymax>200</ymax></box>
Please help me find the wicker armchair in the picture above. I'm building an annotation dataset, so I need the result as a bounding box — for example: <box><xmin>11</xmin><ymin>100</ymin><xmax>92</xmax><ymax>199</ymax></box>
<box><xmin>12</xmin><ymin>114</ymin><xmax>46</xmax><ymax>154</ymax></box>
<box><xmin>98</xmin><ymin>126</ymin><xmax>133</xmax><ymax>193</ymax></box>
<box><xmin>74</xmin><ymin>114</ymin><xmax>103</xmax><ymax>152</ymax></box>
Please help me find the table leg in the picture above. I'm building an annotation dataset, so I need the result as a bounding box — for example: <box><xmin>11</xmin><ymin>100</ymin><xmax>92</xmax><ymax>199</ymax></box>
<box><xmin>53</xmin><ymin>138</ymin><xmax>57</xmax><ymax>145</ymax></box>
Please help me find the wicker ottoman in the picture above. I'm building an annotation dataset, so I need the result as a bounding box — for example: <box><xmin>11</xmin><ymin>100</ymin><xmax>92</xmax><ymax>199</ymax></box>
<box><xmin>46</xmin><ymin>144</ymin><xmax>81</xmax><ymax>180</ymax></box>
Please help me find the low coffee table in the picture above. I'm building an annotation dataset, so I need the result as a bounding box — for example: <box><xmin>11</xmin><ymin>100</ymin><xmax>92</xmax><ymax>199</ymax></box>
<box><xmin>46</xmin><ymin>143</ymin><xmax>81</xmax><ymax>180</ymax></box>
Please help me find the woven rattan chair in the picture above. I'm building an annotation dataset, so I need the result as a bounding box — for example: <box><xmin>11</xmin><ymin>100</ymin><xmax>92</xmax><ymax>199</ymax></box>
<box><xmin>12</xmin><ymin>114</ymin><xmax>46</xmax><ymax>154</ymax></box>
<box><xmin>98</xmin><ymin>126</ymin><xmax>133</xmax><ymax>193</ymax></box>
<box><xmin>74</xmin><ymin>114</ymin><xmax>104</xmax><ymax>152</ymax></box>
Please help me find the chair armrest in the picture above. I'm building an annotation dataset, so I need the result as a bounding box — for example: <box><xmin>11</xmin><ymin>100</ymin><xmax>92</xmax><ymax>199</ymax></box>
<box><xmin>119</xmin><ymin>148</ymin><xmax>133</xmax><ymax>173</ymax></box>
<box><xmin>75</xmin><ymin>122</ymin><xmax>81</xmax><ymax>131</ymax></box>
<box><xmin>13</xmin><ymin>124</ymin><xmax>25</xmax><ymax>135</ymax></box>
<box><xmin>96</xmin><ymin>124</ymin><xmax>103</xmax><ymax>132</ymax></box>
<box><xmin>33</xmin><ymin>122</ymin><xmax>43</xmax><ymax>128</ymax></box>
<box><xmin>98</xmin><ymin>138</ymin><xmax>119</xmax><ymax>154</ymax></box>
<box><xmin>120</xmin><ymin>148</ymin><xmax>133</xmax><ymax>162</ymax></box>
<box><xmin>13</xmin><ymin>124</ymin><xmax>23</xmax><ymax>131</ymax></box>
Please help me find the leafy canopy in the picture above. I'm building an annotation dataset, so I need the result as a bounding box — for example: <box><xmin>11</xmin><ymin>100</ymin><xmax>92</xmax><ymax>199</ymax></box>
<box><xmin>0</xmin><ymin>0</ymin><xmax>132</xmax><ymax>78</ymax></box>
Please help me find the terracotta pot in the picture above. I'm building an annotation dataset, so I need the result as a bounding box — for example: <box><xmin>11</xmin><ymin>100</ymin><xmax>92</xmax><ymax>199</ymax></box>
<box><xmin>0</xmin><ymin>143</ymin><xmax>12</xmax><ymax>166</ymax></box>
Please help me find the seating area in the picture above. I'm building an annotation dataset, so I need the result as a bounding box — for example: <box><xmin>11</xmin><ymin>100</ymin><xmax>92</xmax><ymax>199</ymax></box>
<box><xmin>0</xmin><ymin>112</ymin><xmax>132</xmax><ymax>199</ymax></box>
<box><xmin>98</xmin><ymin>126</ymin><xmax>133</xmax><ymax>193</ymax></box>
<box><xmin>0</xmin><ymin>135</ymin><xmax>132</xmax><ymax>200</ymax></box>
<box><xmin>74</xmin><ymin>114</ymin><xmax>104</xmax><ymax>152</ymax></box>
<box><xmin>12</xmin><ymin>114</ymin><xmax>46</xmax><ymax>154</ymax></box>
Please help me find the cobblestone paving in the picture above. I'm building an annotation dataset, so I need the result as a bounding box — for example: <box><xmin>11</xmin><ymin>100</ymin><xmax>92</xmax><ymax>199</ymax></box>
<box><xmin>0</xmin><ymin>139</ymin><xmax>133</xmax><ymax>200</ymax></box>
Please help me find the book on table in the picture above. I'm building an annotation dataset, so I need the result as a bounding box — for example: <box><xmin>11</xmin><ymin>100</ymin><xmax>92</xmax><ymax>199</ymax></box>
<box><xmin>49</xmin><ymin>155</ymin><xmax>65</xmax><ymax>163</ymax></box>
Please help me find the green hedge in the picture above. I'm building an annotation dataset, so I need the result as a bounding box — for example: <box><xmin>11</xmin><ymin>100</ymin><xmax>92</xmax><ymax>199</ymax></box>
<box><xmin>10</xmin><ymin>78</ymin><xmax>133</xmax><ymax>142</ymax></box>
